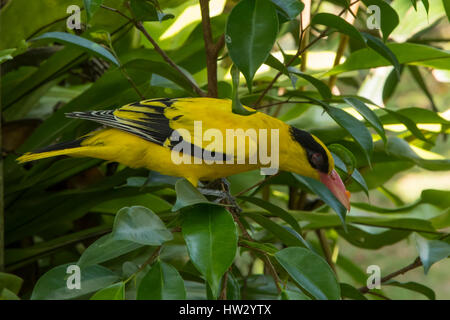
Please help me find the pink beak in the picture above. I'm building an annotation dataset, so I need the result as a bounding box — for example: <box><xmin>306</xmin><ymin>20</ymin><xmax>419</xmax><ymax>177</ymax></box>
<box><xmin>319</xmin><ymin>169</ymin><xmax>351</xmax><ymax>211</ymax></box>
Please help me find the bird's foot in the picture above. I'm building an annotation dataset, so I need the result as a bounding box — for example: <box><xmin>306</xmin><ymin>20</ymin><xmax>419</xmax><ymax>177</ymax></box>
<box><xmin>198</xmin><ymin>178</ymin><xmax>241</xmax><ymax>213</ymax></box>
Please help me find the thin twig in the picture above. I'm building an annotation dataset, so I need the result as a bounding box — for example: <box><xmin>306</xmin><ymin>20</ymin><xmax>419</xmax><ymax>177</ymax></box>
<box><xmin>253</xmin><ymin>0</ymin><xmax>361</xmax><ymax>107</ymax></box>
<box><xmin>359</xmin><ymin>257</ymin><xmax>423</xmax><ymax>294</ymax></box>
<box><xmin>101</xmin><ymin>4</ymin><xmax>206</xmax><ymax>97</ymax></box>
<box><xmin>315</xmin><ymin>229</ymin><xmax>337</xmax><ymax>274</ymax></box>
<box><xmin>234</xmin><ymin>173</ymin><xmax>279</xmax><ymax>197</ymax></box>
<box><xmin>219</xmin><ymin>270</ymin><xmax>229</xmax><ymax>300</ymax></box>
<box><xmin>254</xmin><ymin>100</ymin><xmax>311</xmax><ymax>110</ymax></box>
<box><xmin>137</xmin><ymin>246</ymin><xmax>162</xmax><ymax>273</ymax></box>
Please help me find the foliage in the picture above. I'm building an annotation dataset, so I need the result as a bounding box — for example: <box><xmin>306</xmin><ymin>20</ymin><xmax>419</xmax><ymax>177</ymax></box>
<box><xmin>1</xmin><ymin>0</ymin><xmax>449</xmax><ymax>300</ymax></box>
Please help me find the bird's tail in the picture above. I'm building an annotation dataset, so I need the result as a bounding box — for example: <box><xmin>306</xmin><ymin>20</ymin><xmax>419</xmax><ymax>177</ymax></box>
<box><xmin>17</xmin><ymin>137</ymin><xmax>89</xmax><ymax>164</ymax></box>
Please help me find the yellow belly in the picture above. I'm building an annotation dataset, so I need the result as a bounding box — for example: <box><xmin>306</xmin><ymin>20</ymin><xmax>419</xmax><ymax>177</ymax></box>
<box><xmin>80</xmin><ymin>128</ymin><xmax>259</xmax><ymax>186</ymax></box>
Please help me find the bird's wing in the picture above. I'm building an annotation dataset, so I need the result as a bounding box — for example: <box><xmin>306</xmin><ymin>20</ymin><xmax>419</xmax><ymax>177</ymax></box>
<box><xmin>66</xmin><ymin>98</ymin><xmax>254</xmax><ymax>161</ymax></box>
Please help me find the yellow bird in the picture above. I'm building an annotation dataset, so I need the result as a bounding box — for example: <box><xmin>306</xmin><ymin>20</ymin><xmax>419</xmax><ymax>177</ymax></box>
<box><xmin>17</xmin><ymin>97</ymin><xmax>350</xmax><ymax>210</ymax></box>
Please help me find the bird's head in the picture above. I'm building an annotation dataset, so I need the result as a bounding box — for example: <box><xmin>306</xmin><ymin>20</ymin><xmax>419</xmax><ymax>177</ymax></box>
<box><xmin>285</xmin><ymin>126</ymin><xmax>351</xmax><ymax>211</ymax></box>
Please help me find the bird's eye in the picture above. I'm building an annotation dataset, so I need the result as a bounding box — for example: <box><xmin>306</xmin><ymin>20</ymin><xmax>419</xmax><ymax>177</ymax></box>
<box><xmin>310</xmin><ymin>152</ymin><xmax>324</xmax><ymax>168</ymax></box>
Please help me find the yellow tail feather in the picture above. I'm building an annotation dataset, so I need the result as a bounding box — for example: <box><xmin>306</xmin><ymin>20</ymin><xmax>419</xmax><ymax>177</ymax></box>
<box><xmin>17</xmin><ymin>147</ymin><xmax>89</xmax><ymax>164</ymax></box>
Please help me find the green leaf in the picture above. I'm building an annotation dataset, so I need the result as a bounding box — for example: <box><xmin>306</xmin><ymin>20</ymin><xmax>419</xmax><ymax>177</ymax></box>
<box><xmin>444</xmin><ymin>0</ymin><xmax>450</xmax><ymax>22</ymax></box>
<box><xmin>230</xmin><ymin>64</ymin><xmax>255</xmax><ymax>115</ymax></box>
<box><xmin>338</xmin><ymin>225</ymin><xmax>410</xmax><ymax>249</ymax></box>
<box><xmin>0</xmin><ymin>272</ymin><xmax>23</xmax><ymax>295</ymax></box>
<box><xmin>271</xmin><ymin>0</ymin><xmax>304</xmax><ymax>20</ymax></box>
<box><xmin>319</xmin><ymin>102</ymin><xmax>374</xmax><ymax>166</ymax></box>
<box><xmin>327</xmin><ymin>43</ymin><xmax>450</xmax><ymax>76</ymax></box>
<box><xmin>90</xmin><ymin>282</ymin><xmax>125</xmax><ymax>300</ymax></box>
<box><xmin>112</xmin><ymin>206</ymin><xmax>173</xmax><ymax>245</ymax></box>
<box><xmin>362</xmin><ymin>0</ymin><xmax>400</xmax><ymax>41</ymax></box>
<box><xmin>382</xmin><ymin>65</ymin><xmax>404</xmax><ymax>104</ymax></box>
<box><xmin>331</xmin><ymin>151</ymin><xmax>369</xmax><ymax>196</ymax></box>
<box><xmin>0</xmin><ymin>48</ymin><xmax>16</xmax><ymax>63</ymax></box>
<box><xmin>415</xmin><ymin>234</ymin><xmax>450</xmax><ymax>274</ymax></box>
<box><xmin>182</xmin><ymin>204</ymin><xmax>238</xmax><ymax>298</ymax></box>
<box><xmin>408</xmin><ymin>65</ymin><xmax>438</xmax><ymax>111</ymax></box>
<box><xmin>275</xmin><ymin>247</ymin><xmax>340</xmax><ymax>300</ymax></box>
<box><xmin>329</xmin><ymin>145</ymin><xmax>357</xmax><ymax>176</ymax></box>
<box><xmin>239</xmin><ymin>196</ymin><xmax>303</xmax><ymax>235</ymax></box>
<box><xmin>31</xmin><ymin>32</ymin><xmax>120</xmax><ymax>66</ymax></box>
<box><xmin>130</xmin><ymin>0</ymin><xmax>174</xmax><ymax>22</ymax></box>
<box><xmin>343</xmin><ymin>97</ymin><xmax>386</xmax><ymax>142</ymax></box>
<box><xmin>226</xmin><ymin>0</ymin><xmax>279</xmax><ymax>91</ymax></box>
<box><xmin>384</xmin><ymin>280</ymin><xmax>435</xmax><ymax>300</ymax></box>
<box><xmin>84</xmin><ymin>0</ymin><xmax>103</xmax><ymax>22</ymax></box>
<box><xmin>0</xmin><ymin>288</ymin><xmax>20</xmax><ymax>300</ymax></box>
<box><xmin>31</xmin><ymin>264</ymin><xmax>119</xmax><ymax>300</ymax></box>
<box><xmin>172</xmin><ymin>178</ymin><xmax>214</xmax><ymax>211</ymax></box>
<box><xmin>78</xmin><ymin>234</ymin><xmax>143</xmax><ymax>267</ymax></box>
<box><xmin>288</xmin><ymin>68</ymin><xmax>332</xmax><ymax>99</ymax></box>
<box><xmin>92</xmin><ymin>193</ymin><xmax>171</xmax><ymax>214</ymax></box>
<box><xmin>137</xmin><ymin>260</ymin><xmax>186</xmax><ymax>300</ymax></box>
<box><xmin>340</xmin><ymin>283</ymin><xmax>367</xmax><ymax>300</ymax></box>
<box><xmin>244</xmin><ymin>211</ymin><xmax>310</xmax><ymax>248</ymax></box>
<box><xmin>386</xmin><ymin>138</ymin><xmax>449</xmax><ymax>171</ymax></box>
<box><xmin>293</xmin><ymin>173</ymin><xmax>348</xmax><ymax>228</ymax></box>
<box><xmin>362</xmin><ymin>33</ymin><xmax>401</xmax><ymax>77</ymax></box>
<box><xmin>312</xmin><ymin>13</ymin><xmax>365</xmax><ymax>45</ymax></box>
<box><xmin>281</xmin><ymin>288</ymin><xmax>311</xmax><ymax>300</ymax></box>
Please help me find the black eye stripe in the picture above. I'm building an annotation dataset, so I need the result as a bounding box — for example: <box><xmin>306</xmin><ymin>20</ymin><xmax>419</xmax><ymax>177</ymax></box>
<box><xmin>289</xmin><ymin>126</ymin><xmax>329</xmax><ymax>173</ymax></box>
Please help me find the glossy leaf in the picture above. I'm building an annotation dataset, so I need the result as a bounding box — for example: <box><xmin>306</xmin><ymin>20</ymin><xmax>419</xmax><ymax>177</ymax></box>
<box><xmin>362</xmin><ymin>0</ymin><xmax>399</xmax><ymax>41</ymax></box>
<box><xmin>31</xmin><ymin>264</ymin><xmax>119</xmax><ymax>300</ymax></box>
<box><xmin>226</xmin><ymin>0</ymin><xmax>279</xmax><ymax>91</ymax></box>
<box><xmin>130</xmin><ymin>0</ymin><xmax>174</xmax><ymax>22</ymax></box>
<box><xmin>324</xmin><ymin>105</ymin><xmax>374</xmax><ymax>166</ymax></box>
<box><xmin>293</xmin><ymin>173</ymin><xmax>348</xmax><ymax>228</ymax></box>
<box><xmin>84</xmin><ymin>0</ymin><xmax>103</xmax><ymax>22</ymax></box>
<box><xmin>0</xmin><ymin>272</ymin><xmax>23</xmax><ymax>295</ymax></box>
<box><xmin>244</xmin><ymin>211</ymin><xmax>309</xmax><ymax>248</ymax></box>
<box><xmin>415</xmin><ymin>234</ymin><xmax>450</xmax><ymax>274</ymax></box>
<box><xmin>275</xmin><ymin>247</ymin><xmax>340</xmax><ymax>300</ymax></box>
<box><xmin>172</xmin><ymin>178</ymin><xmax>214</xmax><ymax>211</ymax></box>
<box><xmin>230</xmin><ymin>64</ymin><xmax>255</xmax><ymax>115</ymax></box>
<box><xmin>362</xmin><ymin>33</ymin><xmax>401</xmax><ymax>77</ymax></box>
<box><xmin>340</xmin><ymin>283</ymin><xmax>367</xmax><ymax>300</ymax></box>
<box><xmin>312</xmin><ymin>13</ymin><xmax>365</xmax><ymax>45</ymax></box>
<box><xmin>288</xmin><ymin>68</ymin><xmax>332</xmax><ymax>99</ymax></box>
<box><xmin>384</xmin><ymin>280</ymin><xmax>435</xmax><ymax>300</ymax></box>
<box><xmin>182</xmin><ymin>204</ymin><xmax>238</xmax><ymax>298</ymax></box>
<box><xmin>31</xmin><ymin>32</ymin><xmax>120</xmax><ymax>66</ymax></box>
<box><xmin>327</xmin><ymin>43</ymin><xmax>450</xmax><ymax>76</ymax></box>
<box><xmin>112</xmin><ymin>206</ymin><xmax>173</xmax><ymax>245</ymax></box>
<box><xmin>271</xmin><ymin>0</ymin><xmax>304</xmax><ymax>20</ymax></box>
<box><xmin>78</xmin><ymin>234</ymin><xmax>143</xmax><ymax>267</ymax></box>
<box><xmin>137</xmin><ymin>260</ymin><xmax>186</xmax><ymax>300</ymax></box>
<box><xmin>344</xmin><ymin>97</ymin><xmax>386</xmax><ymax>142</ymax></box>
<box><xmin>90</xmin><ymin>282</ymin><xmax>125</xmax><ymax>300</ymax></box>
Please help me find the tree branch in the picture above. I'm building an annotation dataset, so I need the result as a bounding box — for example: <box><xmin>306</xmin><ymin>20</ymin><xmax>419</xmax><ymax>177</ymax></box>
<box><xmin>359</xmin><ymin>257</ymin><xmax>423</xmax><ymax>294</ymax></box>
<box><xmin>199</xmin><ymin>0</ymin><xmax>221</xmax><ymax>97</ymax></box>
